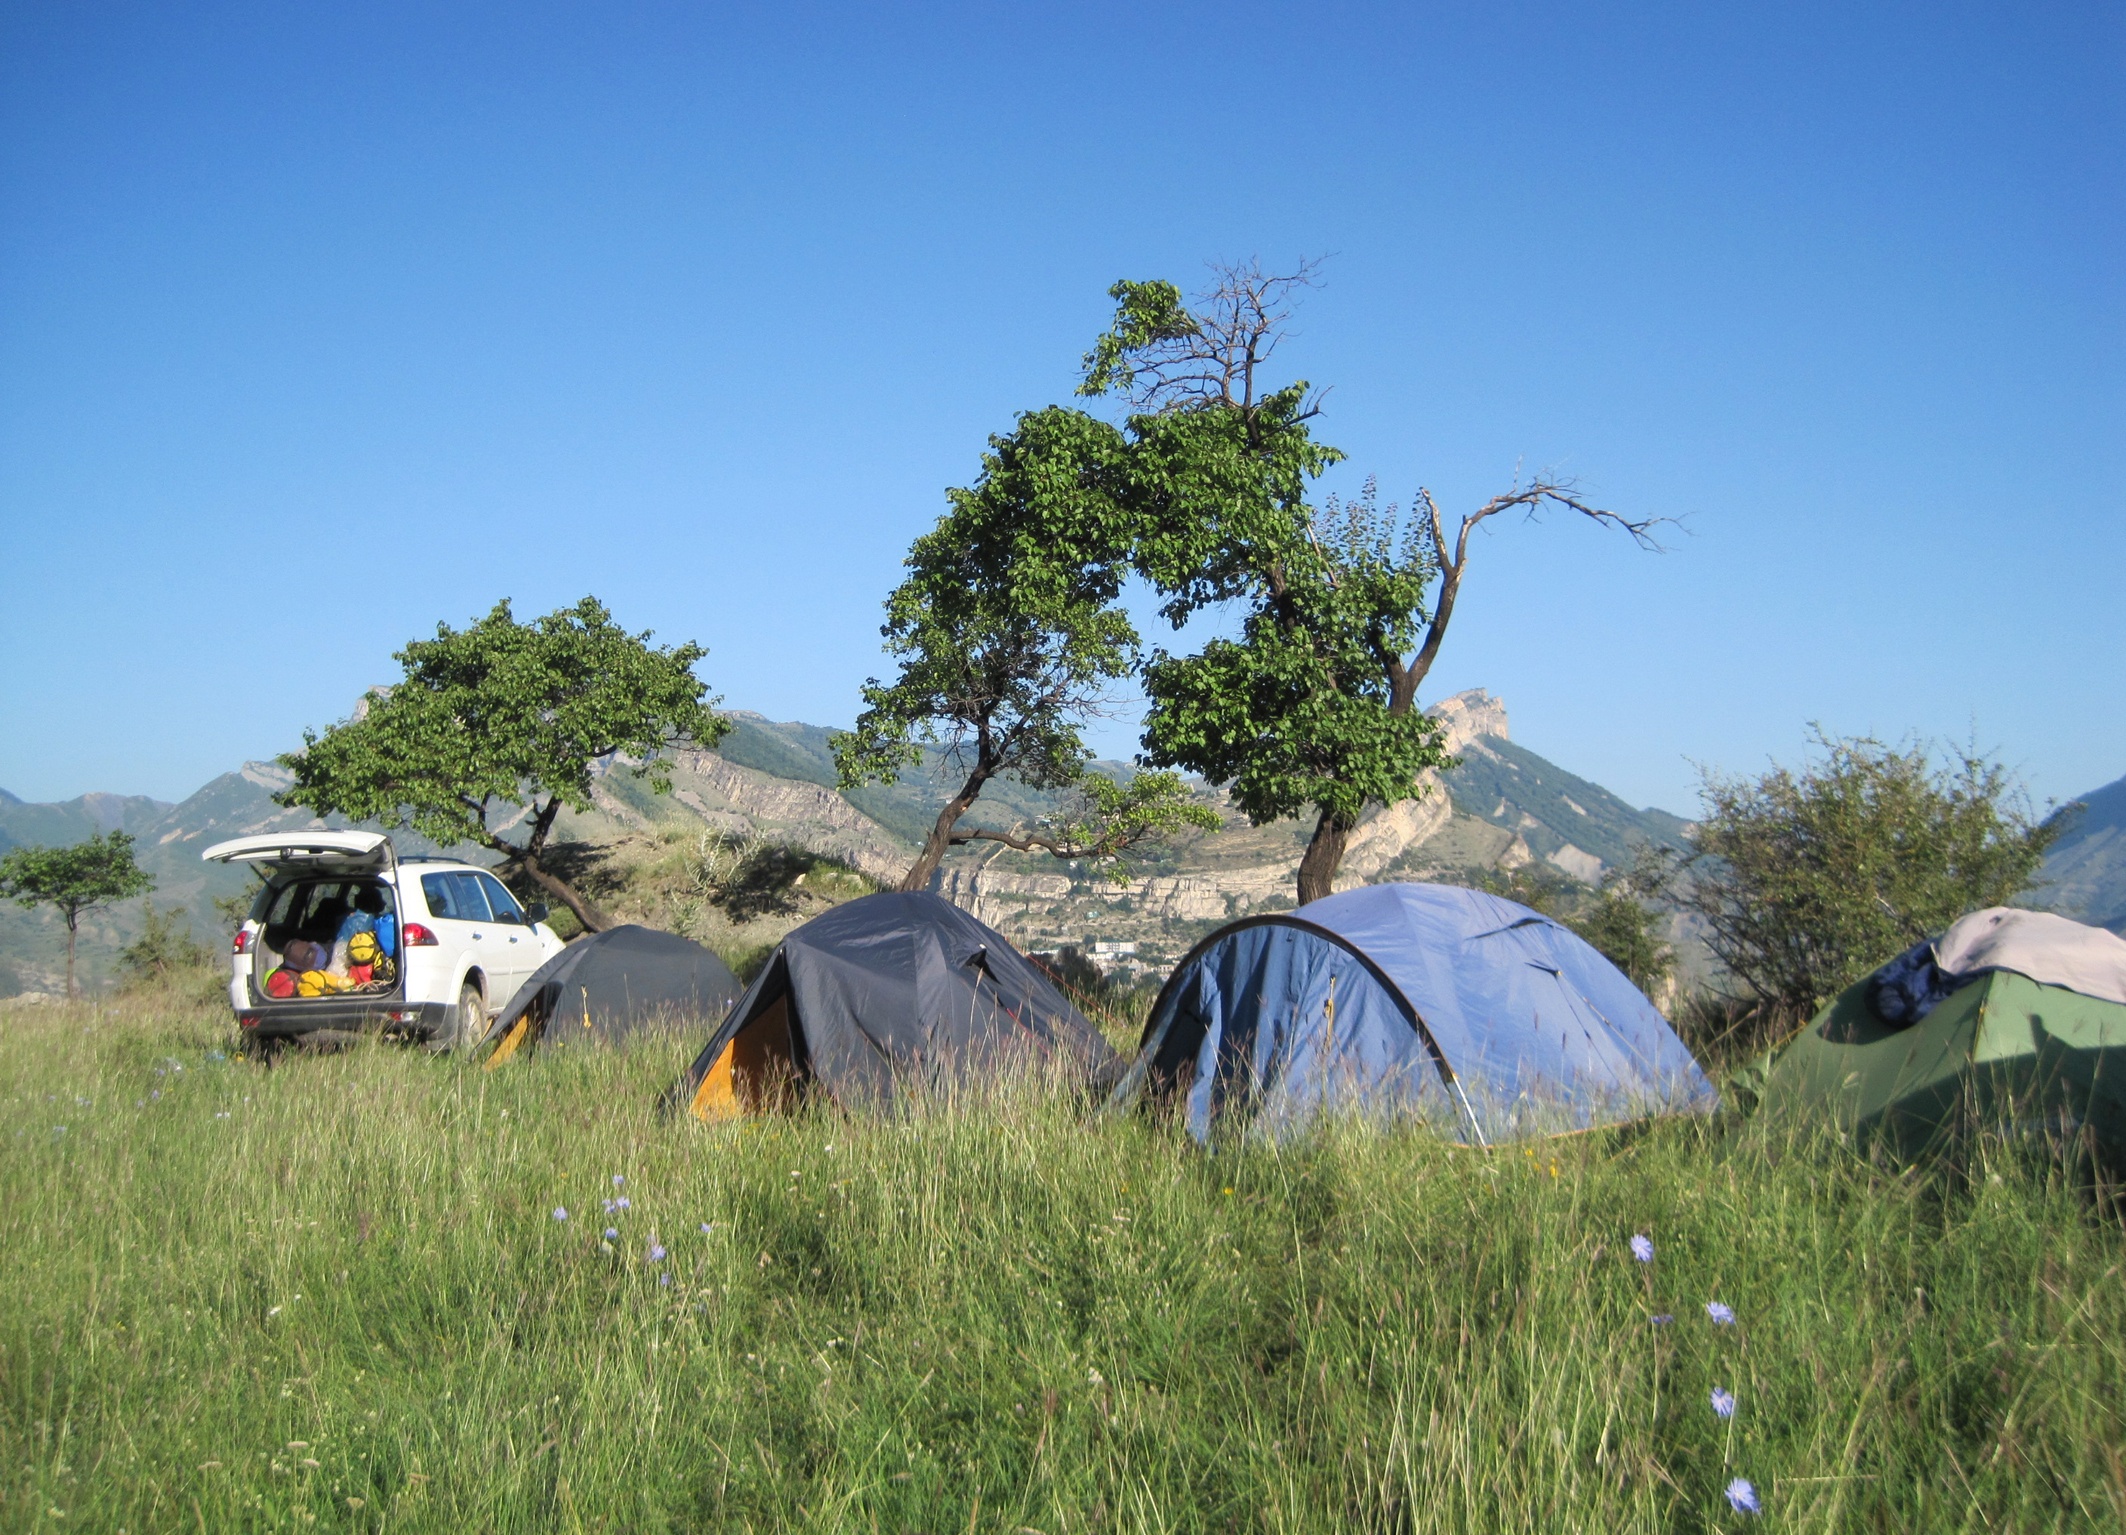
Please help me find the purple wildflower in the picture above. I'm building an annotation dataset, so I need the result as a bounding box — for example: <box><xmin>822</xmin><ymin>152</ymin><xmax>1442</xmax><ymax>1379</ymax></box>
<box><xmin>699</xmin><ymin>1223</ymin><xmax>714</xmax><ymax>1234</ymax></box>
<box><xmin>1650</xmin><ymin>1313</ymin><xmax>1674</xmax><ymax>1326</ymax></box>
<box><xmin>1706</xmin><ymin>1301</ymin><xmax>1735</xmax><ymax>1325</ymax></box>
<box><xmin>604</xmin><ymin>1228</ymin><xmax>619</xmax><ymax>1241</ymax></box>
<box><xmin>1629</xmin><ymin>1234</ymin><xmax>1654</xmax><ymax>1263</ymax></box>
<box><xmin>1711</xmin><ymin>1386</ymin><xmax>1736</xmax><ymax>1419</ymax></box>
<box><xmin>647</xmin><ymin>1241</ymin><xmax>667</xmax><ymax>1263</ymax></box>
<box><xmin>612</xmin><ymin>1174</ymin><xmax>625</xmax><ymax>1187</ymax></box>
<box><xmin>551</xmin><ymin>1207</ymin><xmax>568</xmax><ymax>1222</ymax></box>
<box><xmin>659</xmin><ymin>1272</ymin><xmax>671</xmax><ymax>1287</ymax></box>
<box><xmin>1725</xmin><ymin>1478</ymin><xmax>1760</xmax><ymax>1515</ymax></box>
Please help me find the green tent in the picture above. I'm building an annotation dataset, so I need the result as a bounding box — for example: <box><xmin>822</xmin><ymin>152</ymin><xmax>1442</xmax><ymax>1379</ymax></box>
<box><xmin>1761</xmin><ymin>969</ymin><xmax>2126</xmax><ymax>1165</ymax></box>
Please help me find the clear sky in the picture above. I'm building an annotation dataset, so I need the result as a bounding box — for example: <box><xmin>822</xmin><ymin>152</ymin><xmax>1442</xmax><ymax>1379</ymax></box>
<box><xmin>2</xmin><ymin>1</ymin><xmax>2118</xmax><ymax>817</ymax></box>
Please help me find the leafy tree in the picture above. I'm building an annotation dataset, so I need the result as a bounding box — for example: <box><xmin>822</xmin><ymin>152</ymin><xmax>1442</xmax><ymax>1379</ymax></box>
<box><xmin>277</xmin><ymin>597</ymin><xmax>726</xmax><ymax>932</ymax></box>
<box><xmin>1682</xmin><ymin>731</ymin><xmax>2059</xmax><ymax>1017</ymax></box>
<box><xmin>835</xmin><ymin>407</ymin><xmax>1217</xmax><ymax>891</ymax></box>
<box><xmin>1086</xmin><ymin>262</ymin><xmax>1662</xmax><ymax>904</ymax></box>
<box><xmin>0</xmin><ymin>830</ymin><xmax>154</xmax><ymax>997</ymax></box>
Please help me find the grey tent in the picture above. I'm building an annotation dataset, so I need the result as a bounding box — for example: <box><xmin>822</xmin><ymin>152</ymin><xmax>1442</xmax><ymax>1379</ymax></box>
<box><xmin>672</xmin><ymin>892</ymin><xmax>1121</xmax><ymax>1117</ymax></box>
<box><xmin>485</xmin><ymin>925</ymin><xmax>742</xmax><ymax>1064</ymax></box>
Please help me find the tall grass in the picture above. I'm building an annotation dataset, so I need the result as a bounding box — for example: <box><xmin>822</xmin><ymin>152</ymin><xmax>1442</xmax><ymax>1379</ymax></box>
<box><xmin>1</xmin><ymin>996</ymin><xmax>2120</xmax><ymax>1532</ymax></box>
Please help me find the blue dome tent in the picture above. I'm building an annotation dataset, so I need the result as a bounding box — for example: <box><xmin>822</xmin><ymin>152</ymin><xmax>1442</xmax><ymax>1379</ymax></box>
<box><xmin>1112</xmin><ymin>883</ymin><xmax>1718</xmax><ymax>1143</ymax></box>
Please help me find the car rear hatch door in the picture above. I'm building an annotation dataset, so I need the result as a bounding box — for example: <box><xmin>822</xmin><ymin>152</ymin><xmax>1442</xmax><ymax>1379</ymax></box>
<box><xmin>201</xmin><ymin>830</ymin><xmax>396</xmax><ymax>879</ymax></box>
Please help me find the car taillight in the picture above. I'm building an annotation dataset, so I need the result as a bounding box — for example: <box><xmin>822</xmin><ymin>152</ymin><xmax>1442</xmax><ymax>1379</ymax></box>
<box><xmin>403</xmin><ymin>923</ymin><xmax>438</xmax><ymax>947</ymax></box>
<box><xmin>233</xmin><ymin>930</ymin><xmax>251</xmax><ymax>954</ymax></box>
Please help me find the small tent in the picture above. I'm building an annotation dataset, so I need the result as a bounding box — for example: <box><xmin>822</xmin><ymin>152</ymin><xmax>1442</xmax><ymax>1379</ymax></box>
<box><xmin>1111</xmin><ymin>882</ymin><xmax>1718</xmax><ymax>1143</ymax></box>
<box><xmin>484</xmin><ymin>925</ymin><xmax>743</xmax><ymax>1064</ymax></box>
<box><xmin>673</xmin><ymin>892</ymin><xmax>1122</xmax><ymax>1118</ymax></box>
<box><xmin>1759</xmin><ymin>908</ymin><xmax>2126</xmax><ymax>1163</ymax></box>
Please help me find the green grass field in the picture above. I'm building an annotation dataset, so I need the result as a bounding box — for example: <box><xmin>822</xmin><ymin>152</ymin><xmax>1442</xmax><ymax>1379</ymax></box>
<box><xmin>2</xmin><ymin>995</ymin><xmax>2120</xmax><ymax>1532</ymax></box>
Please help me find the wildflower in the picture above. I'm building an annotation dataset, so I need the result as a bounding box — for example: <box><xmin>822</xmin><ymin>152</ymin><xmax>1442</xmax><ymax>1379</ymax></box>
<box><xmin>1630</xmin><ymin>1234</ymin><xmax>1654</xmax><ymax>1263</ymax></box>
<box><xmin>1650</xmin><ymin>1314</ymin><xmax>1674</xmax><ymax>1326</ymax></box>
<box><xmin>659</xmin><ymin>1272</ymin><xmax>671</xmax><ymax>1287</ymax></box>
<box><xmin>551</xmin><ymin>1207</ymin><xmax>568</xmax><ymax>1222</ymax></box>
<box><xmin>604</xmin><ymin>1228</ymin><xmax>619</xmax><ymax>1241</ymax></box>
<box><xmin>699</xmin><ymin>1223</ymin><xmax>714</xmax><ymax>1234</ymax></box>
<box><xmin>1706</xmin><ymin>1301</ymin><xmax>1735</xmax><ymax>1325</ymax></box>
<box><xmin>1711</xmin><ymin>1386</ymin><xmax>1736</xmax><ymax>1418</ymax></box>
<box><xmin>648</xmin><ymin>1241</ymin><xmax>667</xmax><ymax>1263</ymax></box>
<box><xmin>1725</xmin><ymin>1477</ymin><xmax>1760</xmax><ymax>1515</ymax></box>
<box><xmin>215</xmin><ymin>1112</ymin><xmax>230</xmax><ymax>1120</ymax></box>
<box><xmin>612</xmin><ymin>1174</ymin><xmax>625</xmax><ymax>1187</ymax></box>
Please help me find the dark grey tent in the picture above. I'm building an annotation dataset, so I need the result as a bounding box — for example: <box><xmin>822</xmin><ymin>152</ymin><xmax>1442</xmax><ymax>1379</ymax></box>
<box><xmin>484</xmin><ymin>925</ymin><xmax>742</xmax><ymax>1065</ymax></box>
<box><xmin>672</xmin><ymin>892</ymin><xmax>1121</xmax><ymax>1117</ymax></box>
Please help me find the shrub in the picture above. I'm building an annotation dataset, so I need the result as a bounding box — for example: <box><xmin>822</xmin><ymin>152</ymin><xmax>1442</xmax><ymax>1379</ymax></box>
<box><xmin>1683</xmin><ymin>731</ymin><xmax>2057</xmax><ymax>1022</ymax></box>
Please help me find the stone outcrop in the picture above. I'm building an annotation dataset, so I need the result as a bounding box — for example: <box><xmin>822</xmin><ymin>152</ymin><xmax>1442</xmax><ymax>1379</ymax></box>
<box><xmin>1427</xmin><ymin>688</ymin><xmax>1510</xmax><ymax>754</ymax></box>
<box><xmin>666</xmin><ymin>750</ymin><xmax>913</xmax><ymax>885</ymax></box>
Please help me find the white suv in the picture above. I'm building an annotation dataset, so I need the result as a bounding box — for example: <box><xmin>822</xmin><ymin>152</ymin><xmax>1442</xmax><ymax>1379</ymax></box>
<box><xmin>204</xmin><ymin>831</ymin><xmax>566</xmax><ymax>1051</ymax></box>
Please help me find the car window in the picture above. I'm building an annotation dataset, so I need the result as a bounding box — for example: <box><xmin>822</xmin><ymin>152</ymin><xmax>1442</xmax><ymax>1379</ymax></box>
<box><xmin>262</xmin><ymin>883</ymin><xmax>306</xmax><ymax>926</ymax></box>
<box><xmin>476</xmin><ymin>874</ymin><xmax>525</xmax><ymax>924</ymax></box>
<box><xmin>420</xmin><ymin>871</ymin><xmax>493</xmax><ymax>921</ymax></box>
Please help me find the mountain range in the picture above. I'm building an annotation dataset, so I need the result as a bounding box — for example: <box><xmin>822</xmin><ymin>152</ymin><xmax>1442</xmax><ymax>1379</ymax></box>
<box><xmin>3</xmin><ymin>691</ymin><xmax>2118</xmax><ymax>996</ymax></box>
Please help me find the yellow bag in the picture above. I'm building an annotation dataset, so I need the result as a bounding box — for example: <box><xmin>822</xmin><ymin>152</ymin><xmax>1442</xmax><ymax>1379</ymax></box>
<box><xmin>297</xmin><ymin>969</ymin><xmax>354</xmax><ymax>997</ymax></box>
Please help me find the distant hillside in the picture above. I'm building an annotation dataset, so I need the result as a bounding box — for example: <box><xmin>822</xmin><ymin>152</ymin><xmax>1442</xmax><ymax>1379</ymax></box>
<box><xmin>1444</xmin><ymin>735</ymin><xmax>1693</xmax><ymax>880</ymax></box>
<box><xmin>0</xmin><ymin>690</ymin><xmax>1693</xmax><ymax>996</ymax></box>
<box><xmin>2041</xmin><ymin>775</ymin><xmax>2126</xmax><ymax>933</ymax></box>
<box><xmin>0</xmin><ymin>788</ymin><xmax>172</xmax><ymax>852</ymax></box>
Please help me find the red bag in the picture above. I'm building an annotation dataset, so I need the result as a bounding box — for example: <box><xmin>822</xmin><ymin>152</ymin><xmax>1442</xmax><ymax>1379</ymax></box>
<box><xmin>264</xmin><ymin>967</ymin><xmax>298</xmax><ymax>999</ymax></box>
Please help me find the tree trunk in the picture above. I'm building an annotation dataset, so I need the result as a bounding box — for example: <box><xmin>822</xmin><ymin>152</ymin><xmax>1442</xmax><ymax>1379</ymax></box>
<box><xmin>64</xmin><ymin>911</ymin><xmax>78</xmax><ymax>1000</ymax></box>
<box><xmin>1297</xmin><ymin>808</ymin><xmax>1355</xmax><ymax>906</ymax></box>
<box><xmin>900</xmin><ymin>786</ymin><xmax>982</xmax><ymax>893</ymax></box>
<box><xmin>514</xmin><ymin>852</ymin><xmax>614</xmax><ymax>935</ymax></box>
<box><xmin>494</xmin><ymin>798</ymin><xmax>612</xmax><ymax>934</ymax></box>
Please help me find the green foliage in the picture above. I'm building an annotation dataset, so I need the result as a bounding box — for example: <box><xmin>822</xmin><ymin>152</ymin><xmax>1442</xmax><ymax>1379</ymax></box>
<box><xmin>0</xmin><ymin>830</ymin><xmax>154</xmax><ymax>925</ymax></box>
<box><xmin>117</xmin><ymin>900</ymin><xmax>218</xmax><ymax>992</ymax></box>
<box><xmin>835</xmin><ymin>408</ymin><xmax>1154</xmax><ymax>888</ymax></box>
<box><xmin>1037</xmin><ymin>769</ymin><xmax>1222</xmax><ymax>884</ymax></box>
<box><xmin>0</xmin><ymin>829</ymin><xmax>154</xmax><ymax>995</ymax></box>
<box><xmin>4</xmin><ymin>996</ymin><xmax>2122</xmax><ymax>1530</ymax></box>
<box><xmin>1685</xmin><ymin>731</ymin><xmax>2057</xmax><ymax>1017</ymax></box>
<box><xmin>1076</xmin><ymin>278</ymin><xmax>1197</xmax><ymax>401</ymax></box>
<box><xmin>277</xmin><ymin>597</ymin><xmax>725</xmax><ymax>928</ymax></box>
<box><xmin>1472</xmin><ymin>861</ymin><xmax>1581</xmax><ymax>918</ymax></box>
<box><xmin>1081</xmin><ymin>269</ymin><xmax>1454</xmax><ymax>897</ymax></box>
<box><xmin>1571</xmin><ymin>888</ymin><xmax>1676</xmax><ymax>997</ymax></box>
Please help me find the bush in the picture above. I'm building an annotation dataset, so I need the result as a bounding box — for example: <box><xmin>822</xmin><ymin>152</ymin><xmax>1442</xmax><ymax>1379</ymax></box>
<box><xmin>1683</xmin><ymin>731</ymin><xmax>2057</xmax><ymax>1022</ymax></box>
<box><xmin>116</xmin><ymin>900</ymin><xmax>219</xmax><ymax>997</ymax></box>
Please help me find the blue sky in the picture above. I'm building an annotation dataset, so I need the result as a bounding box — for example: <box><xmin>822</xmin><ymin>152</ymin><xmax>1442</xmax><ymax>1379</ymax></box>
<box><xmin>2</xmin><ymin>1</ymin><xmax>2118</xmax><ymax>817</ymax></box>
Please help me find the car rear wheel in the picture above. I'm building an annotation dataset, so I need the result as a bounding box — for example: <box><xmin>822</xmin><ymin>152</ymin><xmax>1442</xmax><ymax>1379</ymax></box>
<box><xmin>444</xmin><ymin>979</ymin><xmax>485</xmax><ymax>1053</ymax></box>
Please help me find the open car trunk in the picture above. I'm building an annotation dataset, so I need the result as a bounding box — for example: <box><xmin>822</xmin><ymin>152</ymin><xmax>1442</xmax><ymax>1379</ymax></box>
<box><xmin>203</xmin><ymin>832</ymin><xmax>405</xmax><ymax>1005</ymax></box>
<box><xmin>249</xmin><ymin>876</ymin><xmax>405</xmax><ymax>1002</ymax></box>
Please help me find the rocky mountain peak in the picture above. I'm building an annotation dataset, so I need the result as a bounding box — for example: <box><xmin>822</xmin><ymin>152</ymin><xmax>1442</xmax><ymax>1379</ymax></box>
<box><xmin>1426</xmin><ymin>689</ymin><xmax>1511</xmax><ymax>755</ymax></box>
